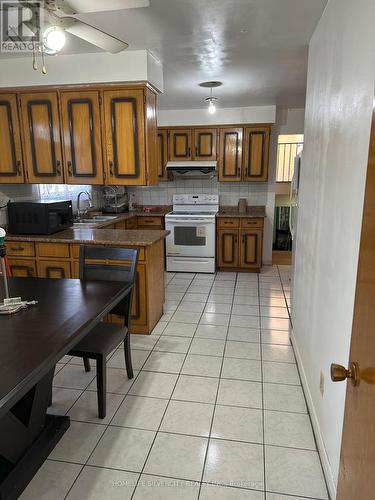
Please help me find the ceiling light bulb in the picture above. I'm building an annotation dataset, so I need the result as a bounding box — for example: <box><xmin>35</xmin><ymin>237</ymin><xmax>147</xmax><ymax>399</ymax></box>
<box><xmin>208</xmin><ymin>100</ymin><xmax>216</xmax><ymax>114</ymax></box>
<box><xmin>43</xmin><ymin>26</ymin><xmax>66</xmax><ymax>54</ymax></box>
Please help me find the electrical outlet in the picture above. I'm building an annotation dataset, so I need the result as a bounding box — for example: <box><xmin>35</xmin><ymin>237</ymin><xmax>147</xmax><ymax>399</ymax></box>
<box><xmin>320</xmin><ymin>371</ymin><xmax>325</xmax><ymax>396</ymax></box>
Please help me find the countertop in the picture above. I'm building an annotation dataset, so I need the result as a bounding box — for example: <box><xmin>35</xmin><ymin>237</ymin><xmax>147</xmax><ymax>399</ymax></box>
<box><xmin>217</xmin><ymin>206</ymin><xmax>266</xmax><ymax>218</ymax></box>
<box><xmin>6</xmin><ymin>228</ymin><xmax>170</xmax><ymax>247</ymax></box>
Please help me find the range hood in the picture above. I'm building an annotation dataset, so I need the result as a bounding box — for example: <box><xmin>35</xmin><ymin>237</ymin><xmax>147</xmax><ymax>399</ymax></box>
<box><xmin>166</xmin><ymin>160</ymin><xmax>217</xmax><ymax>180</ymax></box>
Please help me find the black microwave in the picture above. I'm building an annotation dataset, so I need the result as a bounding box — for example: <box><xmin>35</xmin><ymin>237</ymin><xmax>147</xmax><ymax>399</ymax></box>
<box><xmin>7</xmin><ymin>200</ymin><xmax>73</xmax><ymax>235</ymax></box>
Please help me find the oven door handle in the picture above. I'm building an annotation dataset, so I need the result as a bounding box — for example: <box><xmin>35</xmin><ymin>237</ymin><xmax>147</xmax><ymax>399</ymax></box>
<box><xmin>166</xmin><ymin>220</ymin><xmax>215</xmax><ymax>225</ymax></box>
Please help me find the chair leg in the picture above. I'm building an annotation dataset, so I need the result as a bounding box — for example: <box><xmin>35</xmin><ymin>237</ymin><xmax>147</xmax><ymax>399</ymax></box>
<box><xmin>83</xmin><ymin>357</ymin><xmax>91</xmax><ymax>372</ymax></box>
<box><xmin>96</xmin><ymin>355</ymin><xmax>106</xmax><ymax>419</ymax></box>
<box><xmin>124</xmin><ymin>333</ymin><xmax>134</xmax><ymax>379</ymax></box>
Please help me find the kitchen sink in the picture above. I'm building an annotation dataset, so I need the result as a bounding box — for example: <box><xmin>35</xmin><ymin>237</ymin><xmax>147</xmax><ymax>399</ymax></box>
<box><xmin>73</xmin><ymin>215</ymin><xmax>119</xmax><ymax>226</ymax></box>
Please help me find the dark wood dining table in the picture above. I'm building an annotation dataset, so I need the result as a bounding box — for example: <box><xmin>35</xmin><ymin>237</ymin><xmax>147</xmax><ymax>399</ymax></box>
<box><xmin>0</xmin><ymin>277</ymin><xmax>132</xmax><ymax>500</ymax></box>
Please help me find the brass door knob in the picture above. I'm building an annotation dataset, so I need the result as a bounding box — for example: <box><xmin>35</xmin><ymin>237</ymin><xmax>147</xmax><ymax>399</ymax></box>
<box><xmin>331</xmin><ymin>361</ymin><xmax>360</xmax><ymax>386</ymax></box>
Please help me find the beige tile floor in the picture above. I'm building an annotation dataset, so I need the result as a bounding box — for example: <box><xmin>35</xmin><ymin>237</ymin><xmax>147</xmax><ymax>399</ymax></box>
<box><xmin>20</xmin><ymin>265</ymin><xmax>329</xmax><ymax>500</ymax></box>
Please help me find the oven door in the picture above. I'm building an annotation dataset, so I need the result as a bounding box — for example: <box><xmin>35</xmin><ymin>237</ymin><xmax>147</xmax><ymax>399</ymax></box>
<box><xmin>165</xmin><ymin>218</ymin><xmax>216</xmax><ymax>258</ymax></box>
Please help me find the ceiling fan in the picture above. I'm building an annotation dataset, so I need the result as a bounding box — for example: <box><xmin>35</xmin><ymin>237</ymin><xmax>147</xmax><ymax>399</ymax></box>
<box><xmin>3</xmin><ymin>0</ymin><xmax>150</xmax><ymax>73</ymax></box>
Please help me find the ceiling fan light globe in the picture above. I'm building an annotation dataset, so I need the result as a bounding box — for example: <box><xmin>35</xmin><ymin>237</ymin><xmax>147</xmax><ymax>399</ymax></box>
<box><xmin>43</xmin><ymin>26</ymin><xmax>66</xmax><ymax>53</ymax></box>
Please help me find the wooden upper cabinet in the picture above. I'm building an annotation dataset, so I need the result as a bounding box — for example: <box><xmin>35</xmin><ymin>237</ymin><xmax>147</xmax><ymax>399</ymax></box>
<box><xmin>0</xmin><ymin>94</ymin><xmax>24</xmax><ymax>183</ymax></box>
<box><xmin>19</xmin><ymin>92</ymin><xmax>63</xmax><ymax>183</ymax></box>
<box><xmin>103</xmin><ymin>89</ymin><xmax>146</xmax><ymax>185</ymax></box>
<box><xmin>239</xmin><ymin>229</ymin><xmax>262</xmax><ymax>269</ymax></box>
<box><xmin>194</xmin><ymin>128</ymin><xmax>217</xmax><ymax>160</ymax></box>
<box><xmin>242</xmin><ymin>126</ymin><xmax>270</xmax><ymax>182</ymax></box>
<box><xmin>157</xmin><ymin>128</ymin><xmax>168</xmax><ymax>181</ymax></box>
<box><xmin>169</xmin><ymin>129</ymin><xmax>192</xmax><ymax>160</ymax></box>
<box><xmin>218</xmin><ymin>127</ymin><xmax>243</xmax><ymax>181</ymax></box>
<box><xmin>60</xmin><ymin>90</ymin><xmax>104</xmax><ymax>185</ymax></box>
<box><xmin>217</xmin><ymin>229</ymin><xmax>239</xmax><ymax>268</ymax></box>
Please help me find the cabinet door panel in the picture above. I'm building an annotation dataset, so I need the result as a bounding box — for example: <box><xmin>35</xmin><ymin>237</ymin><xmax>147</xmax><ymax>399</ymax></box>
<box><xmin>243</xmin><ymin>127</ymin><xmax>270</xmax><ymax>181</ymax></box>
<box><xmin>103</xmin><ymin>89</ymin><xmax>146</xmax><ymax>185</ymax></box>
<box><xmin>61</xmin><ymin>91</ymin><xmax>103</xmax><ymax>184</ymax></box>
<box><xmin>131</xmin><ymin>263</ymin><xmax>147</xmax><ymax>326</ymax></box>
<box><xmin>20</xmin><ymin>92</ymin><xmax>63</xmax><ymax>183</ymax></box>
<box><xmin>0</xmin><ymin>94</ymin><xmax>24</xmax><ymax>183</ymax></box>
<box><xmin>219</xmin><ymin>128</ymin><xmax>242</xmax><ymax>181</ymax></box>
<box><xmin>239</xmin><ymin>229</ymin><xmax>262</xmax><ymax>269</ymax></box>
<box><xmin>169</xmin><ymin>129</ymin><xmax>192</xmax><ymax>160</ymax></box>
<box><xmin>8</xmin><ymin>259</ymin><xmax>36</xmax><ymax>277</ymax></box>
<box><xmin>194</xmin><ymin>128</ymin><xmax>217</xmax><ymax>160</ymax></box>
<box><xmin>157</xmin><ymin>129</ymin><xmax>168</xmax><ymax>180</ymax></box>
<box><xmin>217</xmin><ymin>229</ymin><xmax>239</xmax><ymax>268</ymax></box>
<box><xmin>38</xmin><ymin>260</ymin><xmax>71</xmax><ymax>279</ymax></box>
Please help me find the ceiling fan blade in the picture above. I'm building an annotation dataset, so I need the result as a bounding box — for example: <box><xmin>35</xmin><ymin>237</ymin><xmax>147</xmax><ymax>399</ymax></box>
<box><xmin>54</xmin><ymin>0</ymin><xmax>150</xmax><ymax>15</ymax></box>
<box><xmin>64</xmin><ymin>19</ymin><xmax>128</xmax><ymax>53</ymax></box>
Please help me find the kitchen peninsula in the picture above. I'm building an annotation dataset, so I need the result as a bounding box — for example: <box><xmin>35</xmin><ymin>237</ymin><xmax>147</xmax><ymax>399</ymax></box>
<box><xmin>5</xmin><ymin>221</ymin><xmax>169</xmax><ymax>335</ymax></box>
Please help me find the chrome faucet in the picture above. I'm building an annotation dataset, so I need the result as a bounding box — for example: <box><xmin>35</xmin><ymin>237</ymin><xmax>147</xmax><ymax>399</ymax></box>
<box><xmin>77</xmin><ymin>191</ymin><xmax>93</xmax><ymax>218</ymax></box>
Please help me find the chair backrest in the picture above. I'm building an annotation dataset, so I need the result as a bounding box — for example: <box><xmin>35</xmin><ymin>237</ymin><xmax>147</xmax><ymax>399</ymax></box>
<box><xmin>79</xmin><ymin>245</ymin><xmax>139</xmax><ymax>318</ymax></box>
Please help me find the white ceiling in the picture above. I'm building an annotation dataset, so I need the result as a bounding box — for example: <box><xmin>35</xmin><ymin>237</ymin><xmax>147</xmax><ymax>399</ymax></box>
<box><xmin>2</xmin><ymin>0</ymin><xmax>328</xmax><ymax>109</ymax></box>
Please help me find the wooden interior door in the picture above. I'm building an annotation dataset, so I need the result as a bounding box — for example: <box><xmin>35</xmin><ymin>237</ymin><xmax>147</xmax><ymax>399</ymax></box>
<box><xmin>20</xmin><ymin>92</ymin><xmax>63</xmax><ymax>183</ymax></box>
<box><xmin>193</xmin><ymin>128</ymin><xmax>217</xmax><ymax>160</ymax></box>
<box><xmin>243</xmin><ymin>126</ymin><xmax>270</xmax><ymax>181</ymax></box>
<box><xmin>157</xmin><ymin>129</ymin><xmax>168</xmax><ymax>181</ymax></box>
<box><xmin>103</xmin><ymin>89</ymin><xmax>146</xmax><ymax>185</ymax></box>
<box><xmin>334</xmin><ymin>94</ymin><xmax>375</xmax><ymax>500</ymax></box>
<box><xmin>60</xmin><ymin>90</ymin><xmax>104</xmax><ymax>185</ymax></box>
<box><xmin>218</xmin><ymin>127</ymin><xmax>242</xmax><ymax>181</ymax></box>
<box><xmin>168</xmin><ymin>129</ymin><xmax>192</xmax><ymax>160</ymax></box>
<box><xmin>239</xmin><ymin>229</ymin><xmax>262</xmax><ymax>268</ymax></box>
<box><xmin>0</xmin><ymin>94</ymin><xmax>24</xmax><ymax>183</ymax></box>
<box><xmin>217</xmin><ymin>229</ymin><xmax>239</xmax><ymax>267</ymax></box>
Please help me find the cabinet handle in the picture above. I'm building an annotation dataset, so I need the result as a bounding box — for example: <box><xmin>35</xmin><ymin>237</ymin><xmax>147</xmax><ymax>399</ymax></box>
<box><xmin>56</xmin><ymin>160</ymin><xmax>61</xmax><ymax>175</ymax></box>
<box><xmin>188</xmin><ymin>147</ymin><xmax>191</xmax><ymax>157</ymax></box>
<box><xmin>16</xmin><ymin>160</ymin><xmax>22</xmax><ymax>175</ymax></box>
<box><xmin>10</xmin><ymin>246</ymin><xmax>25</xmax><ymax>252</ymax></box>
<box><xmin>67</xmin><ymin>161</ymin><xmax>73</xmax><ymax>176</ymax></box>
<box><xmin>109</xmin><ymin>161</ymin><xmax>114</xmax><ymax>176</ymax></box>
<box><xmin>195</xmin><ymin>146</ymin><xmax>198</xmax><ymax>157</ymax></box>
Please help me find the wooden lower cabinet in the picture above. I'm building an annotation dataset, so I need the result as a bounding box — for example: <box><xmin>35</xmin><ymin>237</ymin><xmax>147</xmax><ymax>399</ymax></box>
<box><xmin>6</xmin><ymin>238</ymin><xmax>165</xmax><ymax>334</ymax></box>
<box><xmin>216</xmin><ymin>217</ymin><xmax>263</xmax><ymax>272</ymax></box>
<box><xmin>217</xmin><ymin>229</ymin><xmax>239</xmax><ymax>268</ymax></box>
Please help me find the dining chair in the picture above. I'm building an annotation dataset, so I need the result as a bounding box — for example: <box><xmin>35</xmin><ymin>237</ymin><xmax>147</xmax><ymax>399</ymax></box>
<box><xmin>68</xmin><ymin>245</ymin><xmax>139</xmax><ymax>418</ymax></box>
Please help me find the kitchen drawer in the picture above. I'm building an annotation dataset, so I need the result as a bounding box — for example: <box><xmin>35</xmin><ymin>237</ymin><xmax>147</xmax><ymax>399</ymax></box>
<box><xmin>137</xmin><ymin>216</ymin><xmax>164</xmax><ymax>227</ymax></box>
<box><xmin>217</xmin><ymin>218</ymin><xmax>240</xmax><ymax>229</ymax></box>
<box><xmin>37</xmin><ymin>243</ymin><xmax>70</xmax><ymax>258</ymax></box>
<box><xmin>114</xmin><ymin>220</ymin><xmax>126</xmax><ymax>229</ymax></box>
<box><xmin>240</xmin><ymin>218</ymin><xmax>264</xmax><ymax>229</ymax></box>
<box><xmin>6</xmin><ymin>241</ymin><xmax>35</xmax><ymax>257</ymax></box>
<box><xmin>126</xmin><ymin>217</ymin><xmax>138</xmax><ymax>229</ymax></box>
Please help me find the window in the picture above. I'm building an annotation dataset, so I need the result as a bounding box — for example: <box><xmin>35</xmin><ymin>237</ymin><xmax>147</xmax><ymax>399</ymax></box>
<box><xmin>276</xmin><ymin>134</ymin><xmax>304</xmax><ymax>182</ymax></box>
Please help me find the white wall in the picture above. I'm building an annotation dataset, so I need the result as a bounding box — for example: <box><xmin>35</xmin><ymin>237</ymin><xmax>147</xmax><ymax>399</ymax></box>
<box><xmin>292</xmin><ymin>0</ymin><xmax>375</xmax><ymax>496</ymax></box>
<box><xmin>157</xmin><ymin>105</ymin><xmax>276</xmax><ymax>126</ymax></box>
<box><xmin>0</xmin><ymin>49</ymin><xmax>163</xmax><ymax>91</ymax></box>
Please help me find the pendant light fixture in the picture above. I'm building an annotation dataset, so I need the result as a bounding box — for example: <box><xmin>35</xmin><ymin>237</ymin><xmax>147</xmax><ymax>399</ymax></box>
<box><xmin>199</xmin><ymin>81</ymin><xmax>223</xmax><ymax>114</ymax></box>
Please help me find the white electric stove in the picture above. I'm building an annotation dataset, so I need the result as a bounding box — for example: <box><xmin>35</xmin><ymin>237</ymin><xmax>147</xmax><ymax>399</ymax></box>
<box><xmin>165</xmin><ymin>194</ymin><xmax>219</xmax><ymax>273</ymax></box>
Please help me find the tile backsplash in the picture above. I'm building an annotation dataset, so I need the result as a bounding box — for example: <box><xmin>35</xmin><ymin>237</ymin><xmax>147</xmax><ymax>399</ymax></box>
<box><xmin>127</xmin><ymin>179</ymin><xmax>270</xmax><ymax>206</ymax></box>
